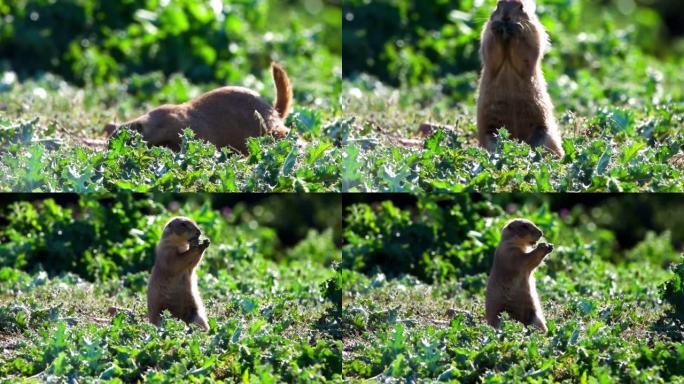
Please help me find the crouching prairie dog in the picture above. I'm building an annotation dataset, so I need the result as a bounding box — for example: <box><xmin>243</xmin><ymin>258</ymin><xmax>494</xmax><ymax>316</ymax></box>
<box><xmin>105</xmin><ymin>62</ymin><xmax>292</xmax><ymax>155</ymax></box>
<box><xmin>485</xmin><ymin>218</ymin><xmax>553</xmax><ymax>332</ymax></box>
<box><xmin>147</xmin><ymin>216</ymin><xmax>210</xmax><ymax>331</ymax></box>
<box><xmin>477</xmin><ymin>0</ymin><xmax>564</xmax><ymax>157</ymax></box>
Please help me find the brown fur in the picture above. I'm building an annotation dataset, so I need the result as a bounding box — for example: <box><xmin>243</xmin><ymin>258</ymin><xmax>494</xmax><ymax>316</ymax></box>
<box><xmin>485</xmin><ymin>218</ymin><xmax>553</xmax><ymax>332</ymax></box>
<box><xmin>106</xmin><ymin>62</ymin><xmax>292</xmax><ymax>155</ymax></box>
<box><xmin>477</xmin><ymin>0</ymin><xmax>564</xmax><ymax>157</ymax></box>
<box><xmin>147</xmin><ymin>216</ymin><xmax>210</xmax><ymax>331</ymax></box>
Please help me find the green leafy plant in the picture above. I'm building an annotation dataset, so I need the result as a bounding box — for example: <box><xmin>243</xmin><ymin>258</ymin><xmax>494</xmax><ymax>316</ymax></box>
<box><xmin>0</xmin><ymin>116</ymin><xmax>340</xmax><ymax>192</ymax></box>
<box><xmin>663</xmin><ymin>258</ymin><xmax>684</xmax><ymax>322</ymax></box>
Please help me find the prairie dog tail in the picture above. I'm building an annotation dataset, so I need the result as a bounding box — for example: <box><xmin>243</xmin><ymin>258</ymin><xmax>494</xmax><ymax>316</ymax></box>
<box><xmin>271</xmin><ymin>62</ymin><xmax>292</xmax><ymax>119</ymax></box>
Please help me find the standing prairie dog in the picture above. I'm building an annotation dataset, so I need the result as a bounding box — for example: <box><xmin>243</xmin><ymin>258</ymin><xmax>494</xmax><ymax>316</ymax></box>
<box><xmin>485</xmin><ymin>218</ymin><xmax>553</xmax><ymax>332</ymax></box>
<box><xmin>477</xmin><ymin>0</ymin><xmax>564</xmax><ymax>157</ymax></box>
<box><xmin>105</xmin><ymin>62</ymin><xmax>292</xmax><ymax>155</ymax></box>
<box><xmin>147</xmin><ymin>216</ymin><xmax>210</xmax><ymax>331</ymax></box>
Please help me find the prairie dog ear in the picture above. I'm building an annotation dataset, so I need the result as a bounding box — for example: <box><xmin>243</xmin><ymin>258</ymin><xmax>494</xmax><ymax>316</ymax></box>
<box><xmin>103</xmin><ymin>122</ymin><xmax>118</xmax><ymax>137</ymax></box>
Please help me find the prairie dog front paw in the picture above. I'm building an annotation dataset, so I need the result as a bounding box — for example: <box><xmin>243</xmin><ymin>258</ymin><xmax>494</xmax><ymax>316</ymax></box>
<box><xmin>197</xmin><ymin>238</ymin><xmax>210</xmax><ymax>249</ymax></box>
<box><xmin>536</xmin><ymin>242</ymin><xmax>553</xmax><ymax>254</ymax></box>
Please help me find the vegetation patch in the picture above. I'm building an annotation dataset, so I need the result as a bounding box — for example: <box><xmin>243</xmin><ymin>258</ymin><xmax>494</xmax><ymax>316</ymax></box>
<box><xmin>0</xmin><ymin>195</ymin><xmax>342</xmax><ymax>382</ymax></box>
<box><xmin>342</xmin><ymin>0</ymin><xmax>684</xmax><ymax>191</ymax></box>
<box><xmin>342</xmin><ymin>195</ymin><xmax>684</xmax><ymax>381</ymax></box>
<box><xmin>0</xmin><ymin>0</ymin><xmax>341</xmax><ymax>192</ymax></box>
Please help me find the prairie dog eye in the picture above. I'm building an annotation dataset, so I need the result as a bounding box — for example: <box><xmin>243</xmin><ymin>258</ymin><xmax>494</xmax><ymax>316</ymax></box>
<box><xmin>131</xmin><ymin>122</ymin><xmax>143</xmax><ymax>132</ymax></box>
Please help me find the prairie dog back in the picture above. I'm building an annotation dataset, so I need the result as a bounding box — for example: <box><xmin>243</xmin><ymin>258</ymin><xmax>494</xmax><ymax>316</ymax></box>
<box><xmin>477</xmin><ymin>0</ymin><xmax>564</xmax><ymax>157</ymax></box>
<box><xmin>147</xmin><ymin>216</ymin><xmax>210</xmax><ymax>331</ymax></box>
<box><xmin>485</xmin><ymin>218</ymin><xmax>553</xmax><ymax>332</ymax></box>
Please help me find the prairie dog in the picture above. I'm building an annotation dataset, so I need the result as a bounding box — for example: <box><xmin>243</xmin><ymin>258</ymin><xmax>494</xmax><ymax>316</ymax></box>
<box><xmin>105</xmin><ymin>63</ymin><xmax>292</xmax><ymax>155</ymax></box>
<box><xmin>485</xmin><ymin>218</ymin><xmax>553</xmax><ymax>332</ymax></box>
<box><xmin>147</xmin><ymin>216</ymin><xmax>210</xmax><ymax>331</ymax></box>
<box><xmin>477</xmin><ymin>0</ymin><xmax>564</xmax><ymax>157</ymax></box>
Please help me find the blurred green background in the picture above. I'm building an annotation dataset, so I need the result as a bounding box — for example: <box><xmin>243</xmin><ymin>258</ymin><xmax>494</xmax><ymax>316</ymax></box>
<box><xmin>343</xmin><ymin>0</ymin><xmax>684</xmax><ymax>101</ymax></box>
<box><xmin>343</xmin><ymin>193</ymin><xmax>684</xmax><ymax>282</ymax></box>
<box><xmin>0</xmin><ymin>193</ymin><xmax>341</xmax><ymax>281</ymax></box>
<box><xmin>0</xmin><ymin>0</ymin><xmax>341</xmax><ymax>102</ymax></box>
